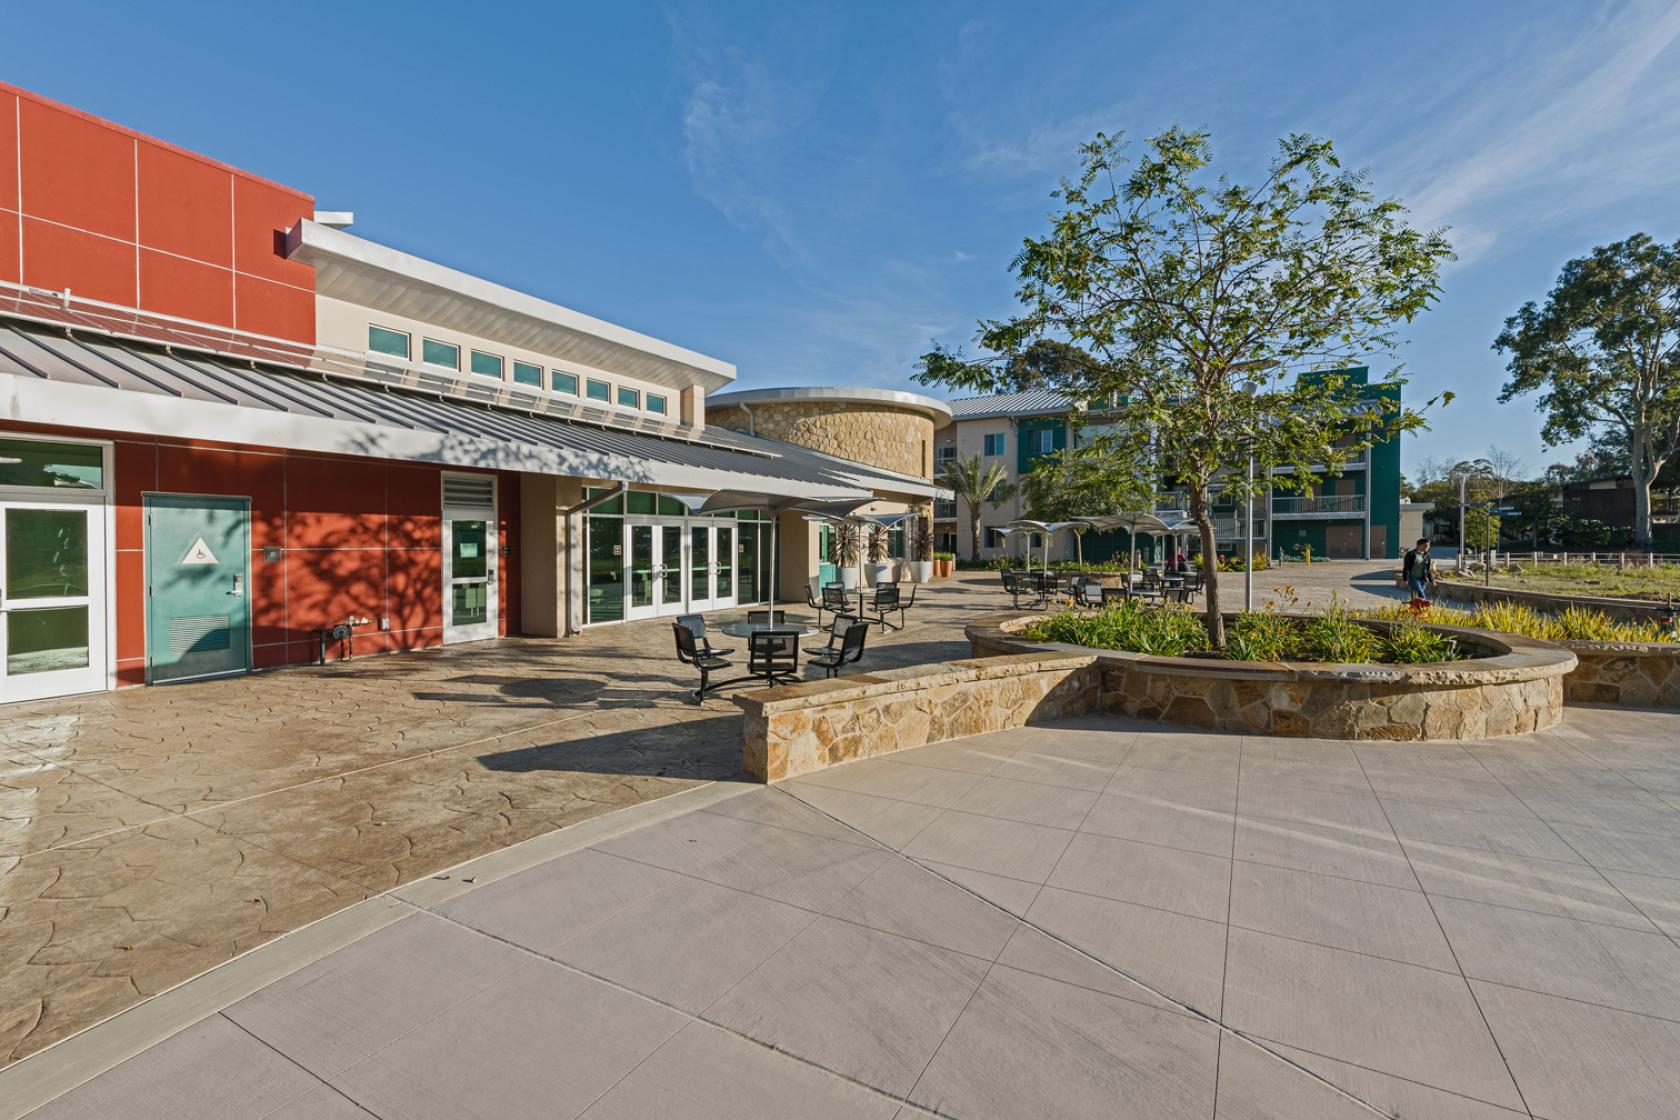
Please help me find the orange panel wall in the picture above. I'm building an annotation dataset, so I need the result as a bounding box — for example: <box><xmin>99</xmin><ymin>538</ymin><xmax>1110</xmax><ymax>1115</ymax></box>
<box><xmin>12</xmin><ymin>419</ymin><xmax>522</xmax><ymax>684</ymax></box>
<box><xmin>1</xmin><ymin>81</ymin><xmax>316</xmax><ymax>343</ymax></box>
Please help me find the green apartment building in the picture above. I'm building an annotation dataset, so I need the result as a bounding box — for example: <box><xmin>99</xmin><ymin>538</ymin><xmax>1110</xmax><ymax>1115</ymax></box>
<box><xmin>932</xmin><ymin>368</ymin><xmax>1407</xmax><ymax>562</ymax></box>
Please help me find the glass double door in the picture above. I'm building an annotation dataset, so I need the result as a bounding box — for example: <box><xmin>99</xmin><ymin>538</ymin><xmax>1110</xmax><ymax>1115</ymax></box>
<box><xmin>624</xmin><ymin>519</ymin><xmax>736</xmax><ymax>619</ymax></box>
<box><xmin>0</xmin><ymin>496</ymin><xmax>107</xmax><ymax>702</ymax></box>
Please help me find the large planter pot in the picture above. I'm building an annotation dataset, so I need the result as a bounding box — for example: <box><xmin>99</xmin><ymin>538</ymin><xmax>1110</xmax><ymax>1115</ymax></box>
<box><xmin>910</xmin><ymin>560</ymin><xmax>934</xmax><ymax>583</ymax></box>
<box><xmin>866</xmin><ymin>562</ymin><xmax>894</xmax><ymax>587</ymax></box>
<box><xmin>938</xmin><ymin>559</ymin><xmax>955</xmax><ymax>578</ymax></box>
<box><xmin>840</xmin><ymin>567</ymin><xmax>861</xmax><ymax>591</ymax></box>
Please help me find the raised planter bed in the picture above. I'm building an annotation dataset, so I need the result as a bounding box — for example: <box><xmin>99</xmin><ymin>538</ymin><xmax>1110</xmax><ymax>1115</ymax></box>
<box><xmin>1433</xmin><ymin>578</ymin><xmax>1668</xmax><ymax>623</ymax></box>
<box><xmin>967</xmin><ymin>612</ymin><xmax>1575</xmax><ymax>741</ymax></box>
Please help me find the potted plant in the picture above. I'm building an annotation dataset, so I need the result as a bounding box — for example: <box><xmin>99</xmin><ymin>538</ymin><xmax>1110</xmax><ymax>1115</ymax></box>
<box><xmin>934</xmin><ymin>550</ymin><xmax>956</xmax><ymax>577</ymax></box>
<box><xmin>831</xmin><ymin>521</ymin><xmax>862</xmax><ymax>590</ymax></box>
<box><xmin>910</xmin><ymin>520</ymin><xmax>935</xmax><ymax>582</ymax></box>
<box><xmin>865</xmin><ymin>524</ymin><xmax>894</xmax><ymax>586</ymax></box>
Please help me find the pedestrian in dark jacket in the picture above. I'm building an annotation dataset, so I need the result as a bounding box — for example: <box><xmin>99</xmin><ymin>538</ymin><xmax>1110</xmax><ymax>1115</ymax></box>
<box><xmin>1402</xmin><ymin>538</ymin><xmax>1436</xmax><ymax>602</ymax></box>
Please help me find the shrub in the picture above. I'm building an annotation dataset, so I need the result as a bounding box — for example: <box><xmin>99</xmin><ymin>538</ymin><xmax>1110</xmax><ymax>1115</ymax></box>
<box><xmin>1358</xmin><ymin>600</ymin><xmax>1671</xmax><ymax>644</ymax></box>
<box><xmin>1023</xmin><ymin>605</ymin><xmax>1464</xmax><ymax>664</ymax></box>
<box><xmin>1224</xmin><ymin>611</ymin><xmax>1297</xmax><ymax>661</ymax></box>
<box><xmin>1384</xmin><ymin>621</ymin><xmax>1458</xmax><ymax>663</ymax></box>
<box><xmin>1022</xmin><ymin>602</ymin><xmax>1211</xmax><ymax>658</ymax></box>
<box><xmin>1300</xmin><ymin>609</ymin><xmax>1379</xmax><ymax>663</ymax></box>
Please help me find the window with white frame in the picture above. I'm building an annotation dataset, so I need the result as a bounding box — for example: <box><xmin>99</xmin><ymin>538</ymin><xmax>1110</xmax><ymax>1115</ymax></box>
<box><xmin>983</xmin><ymin>433</ymin><xmax>1006</xmax><ymax>456</ymax></box>
<box><xmin>368</xmin><ymin>325</ymin><xmax>410</xmax><ymax>359</ymax></box>
<box><xmin>1029</xmin><ymin>428</ymin><xmax>1055</xmax><ymax>454</ymax></box>
<box><xmin>422</xmin><ymin>338</ymin><xmax>460</xmax><ymax>370</ymax></box>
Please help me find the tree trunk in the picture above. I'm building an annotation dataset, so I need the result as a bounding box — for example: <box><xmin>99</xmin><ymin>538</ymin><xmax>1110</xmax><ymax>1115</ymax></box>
<box><xmin>1631</xmin><ymin>441</ymin><xmax>1655</xmax><ymax>549</ymax></box>
<box><xmin>1190</xmin><ymin>488</ymin><xmax>1225</xmax><ymax>648</ymax></box>
<box><xmin>968</xmin><ymin>503</ymin><xmax>982</xmax><ymax>562</ymax></box>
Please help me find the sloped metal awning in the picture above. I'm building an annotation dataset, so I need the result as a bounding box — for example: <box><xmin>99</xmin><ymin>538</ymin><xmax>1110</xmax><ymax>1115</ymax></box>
<box><xmin>1075</xmin><ymin>511</ymin><xmax>1195</xmax><ymax>535</ymax></box>
<box><xmin>0</xmin><ymin>317</ymin><xmax>926</xmax><ymax>503</ymax></box>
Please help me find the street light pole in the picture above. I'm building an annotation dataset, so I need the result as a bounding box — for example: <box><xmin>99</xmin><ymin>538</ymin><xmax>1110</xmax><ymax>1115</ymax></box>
<box><xmin>1457</xmin><ymin>473</ymin><xmax>1468</xmax><ymax>573</ymax></box>
<box><xmin>1245</xmin><ymin>452</ymin><xmax>1255</xmax><ymax>611</ymax></box>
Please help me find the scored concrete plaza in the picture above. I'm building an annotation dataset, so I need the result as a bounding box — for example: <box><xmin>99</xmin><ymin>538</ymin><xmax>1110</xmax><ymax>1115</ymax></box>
<box><xmin>9</xmin><ymin>688</ymin><xmax>1680</xmax><ymax>1118</ymax></box>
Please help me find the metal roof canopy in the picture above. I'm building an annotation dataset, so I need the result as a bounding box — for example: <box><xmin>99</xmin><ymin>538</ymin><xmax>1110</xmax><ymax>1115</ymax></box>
<box><xmin>0</xmin><ymin>317</ymin><xmax>918</xmax><ymax>503</ymax></box>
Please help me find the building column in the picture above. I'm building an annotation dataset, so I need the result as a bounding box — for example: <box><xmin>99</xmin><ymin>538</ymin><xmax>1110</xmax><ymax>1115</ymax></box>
<box><xmin>518</xmin><ymin>475</ymin><xmax>583</xmax><ymax>637</ymax></box>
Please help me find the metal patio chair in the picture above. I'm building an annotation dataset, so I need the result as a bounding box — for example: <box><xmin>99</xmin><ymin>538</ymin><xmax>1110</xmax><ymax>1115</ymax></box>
<box><xmin>674</xmin><ymin>613</ymin><xmax>734</xmax><ymax>659</ymax></box>
<box><xmin>747</xmin><ymin>629</ymin><xmax>800</xmax><ymax>686</ymax></box>
<box><xmin>809</xmin><ymin>617</ymin><xmax>869</xmax><ymax>679</ymax></box>
<box><xmin>860</xmin><ymin>584</ymin><xmax>908</xmax><ymax>630</ymax></box>
<box><xmin>747</xmin><ymin>609</ymin><xmax>788</xmax><ymax>626</ymax></box>
<box><xmin>673</xmin><ymin>622</ymin><xmax>733</xmax><ymax>700</ymax></box>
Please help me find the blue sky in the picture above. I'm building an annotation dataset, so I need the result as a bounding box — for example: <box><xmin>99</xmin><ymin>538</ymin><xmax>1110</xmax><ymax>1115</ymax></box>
<box><xmin>6</xmin><ymin>1</ymin><xmax>1679</xmax><ymax>477</ymax></box>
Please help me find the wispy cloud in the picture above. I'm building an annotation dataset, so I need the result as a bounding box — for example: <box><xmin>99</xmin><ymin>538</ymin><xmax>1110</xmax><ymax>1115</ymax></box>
<box><xmin>666</xmin><ymin>8</ymin><xmax>826</xmax><ymax>267</ymax></box>
<box><xmin>1361</xmin><ymin>0</ymin><xmax>1680</xmax><ymax>262</ymax></box>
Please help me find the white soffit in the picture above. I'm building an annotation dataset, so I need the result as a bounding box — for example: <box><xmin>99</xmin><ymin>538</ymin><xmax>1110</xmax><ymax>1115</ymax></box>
<box><xmin>287</xmin><ymin>221</ymin><xmax>736</xmax><ymax>394</ymax></box>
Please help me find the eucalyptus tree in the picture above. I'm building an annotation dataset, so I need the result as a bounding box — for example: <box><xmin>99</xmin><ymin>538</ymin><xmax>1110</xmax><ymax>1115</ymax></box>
<box><xmin>1495</xmin><ymin>234</ymin><xmax>1680</xmax><ymax>548</ymax></box>
<box><xmin>918</xmin><ymin>128</ymin><xmax>1451</xmax><ymax>645</ymax></box>
<box><xmin>939</xmin><ymin>454</ymin><xmax>1016</xmax><ymax>562</ymax></box>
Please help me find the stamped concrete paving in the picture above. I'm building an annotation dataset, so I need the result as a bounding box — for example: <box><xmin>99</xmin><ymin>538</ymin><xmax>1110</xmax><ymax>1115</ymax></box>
<box><xmin>0</xmin><ymin>575</ymin><xmax>999</xmax><ymax>1068</ymax></box>
<box><xmin>17</xmin><ymin>704</ymin><xmax>1680</xmax><ymax>1119</ymax></box>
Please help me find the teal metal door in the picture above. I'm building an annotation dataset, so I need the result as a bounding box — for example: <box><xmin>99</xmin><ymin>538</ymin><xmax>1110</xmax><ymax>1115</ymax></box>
<box><xmin>144</xmin><ymin>494</ymin><xmax>251</xmax><ymax>683</ymax></box>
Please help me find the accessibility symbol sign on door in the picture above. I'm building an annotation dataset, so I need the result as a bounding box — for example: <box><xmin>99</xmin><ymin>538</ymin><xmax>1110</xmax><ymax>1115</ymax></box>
<box><xmin>180</xmin><ymin>537</ymin><xmax>220</xmax><ymax>566</ymax></box>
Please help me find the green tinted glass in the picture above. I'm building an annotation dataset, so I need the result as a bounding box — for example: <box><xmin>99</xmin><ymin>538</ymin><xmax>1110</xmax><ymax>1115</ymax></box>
<box><xmin>658</xmin><ymin>496</ymin><xmax>686</xmax><ymax>516</ymax></box>
<box><xmin>7</xmin><ymin>605</ymin><xmax>89</xmax><ymax>675</ymax></box>
<box><xmin>588</xmin><ymin>517</ymin><xmax>624</xmax><ymax>622</ymax></box>
<box><xmin>0</xmin><ymin>440</ymin><xmax>103</xmax><ymax>490</ymax></box>
<box><xmin>6</xmin><ymin>508</ymin><xmax>88</xmax><ymax>596</ymax></box>
<box><xmin>451</xmin><ymin>583</ymin><xmax>488</xmax><ymax>626</ymax></box>
<box><xmin>552</xmin><ymin>371</ymin><xmax>579</xmax><ymax>395</ymax></box>
<box><xmin>450</xmin><ymin>520</ymin><xmax>488</xmax><ymax>579</ymax></box>
<box><xmin>617</xmin><ymin>386</ymin><xmax>639</xmax><ymax>408</ymax></box>
<box><xmin>646</xmin><ymin>394</ymin><xmax>667</xmax><ymax>415</ymax></box>
<box><xmin>586</xmin><ymin>380</ymin><xmax>610</xmax><ymax>402</ymax></box>
<box><xmin>626</xmin><ymin>491</ymin><xmax>655</xmax><ymax>515</ymax></box>
<box><xmin>368</xmin><ymin>325</ymin><xmax>410</xmax><ymax>358</ymax></box>
<box><xmin>513</xmin><ymin>361</ymin><xmax>542</xmax><ymax>386</ymax></box>
<box><xmin>470</xmin><ymin>351</ymin><xmax>503</xmax><ymax>378</ymax></box>
<box><xmin>422</xmin><ymin>339</ymin><xmax>459</xmax><ymax>369</ymax></box>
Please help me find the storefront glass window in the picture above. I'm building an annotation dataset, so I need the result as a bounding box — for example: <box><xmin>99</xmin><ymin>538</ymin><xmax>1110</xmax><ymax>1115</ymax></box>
<box><xmin>587</xmin><ymin>516</ymin><xmax>624</xmax><ymax>624</ymax></box>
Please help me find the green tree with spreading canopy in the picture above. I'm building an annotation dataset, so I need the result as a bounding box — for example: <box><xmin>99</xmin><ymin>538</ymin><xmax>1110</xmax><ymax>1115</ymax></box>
<box><xmin>917</xmin><ymin>128</ymin><xmax>1452</xmax><ymax>645</ymax></box>
<box><xmin>1495</xmin><ymin>234</ymin><xmax>1680</xmax><ymax>548</ymax></box>
<box><xmin>938</xmin><ymin>454</ymin><xmax>1015</xmax><ymax>561</ymax></box>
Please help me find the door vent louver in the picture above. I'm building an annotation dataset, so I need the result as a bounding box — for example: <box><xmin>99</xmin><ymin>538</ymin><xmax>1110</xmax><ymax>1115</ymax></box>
<box><xmin>169</xmin><ymin>614</ymin><xmax>231</xmax><ymax>655</ymax></box>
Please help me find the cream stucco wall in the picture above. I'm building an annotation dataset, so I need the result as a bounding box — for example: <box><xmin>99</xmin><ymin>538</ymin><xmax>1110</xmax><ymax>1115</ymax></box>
<box><xmin>314</xmin><ymin>295</ymin><xmax>688</xmax><ymax>424</ymax></box>
<box><xmin>933</xmin><ymin>417</ymin><xmax>1035</xmax><ymax>561</ymax></box>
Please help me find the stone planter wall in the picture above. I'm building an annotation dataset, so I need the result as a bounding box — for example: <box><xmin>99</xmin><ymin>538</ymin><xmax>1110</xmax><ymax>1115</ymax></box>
<box><xmin>967</xmin><ymin>613</ymin><xmax>1575</xmax><ymax>742</ymax></box>
<box><xmin>1562</xmin><ymin>643</ymin><xmax>1680</xmax><ymax>708</ymax></box>
<box><xmin>733</xmin><ymin>652</ymin><xmax>1098</xmax><ymax>782</ymax></box>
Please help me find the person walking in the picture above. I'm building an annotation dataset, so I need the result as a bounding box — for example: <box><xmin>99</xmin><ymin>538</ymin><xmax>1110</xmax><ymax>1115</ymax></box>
<box><xmin>1402</xmin><ymin>538</ymin><xmax>1436</xmax><ymax>604</ymax></box>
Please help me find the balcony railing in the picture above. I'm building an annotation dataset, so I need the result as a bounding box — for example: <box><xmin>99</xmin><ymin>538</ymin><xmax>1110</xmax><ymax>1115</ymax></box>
<box><xmin>933</xmin><ymin>500</ymin><xmax>957</xmax><ymax>519</ymax></box>
<box><xmin>1272</xmin><ymin>494</ymin><xmax>1365</xmax><ymax>515</ymax></box>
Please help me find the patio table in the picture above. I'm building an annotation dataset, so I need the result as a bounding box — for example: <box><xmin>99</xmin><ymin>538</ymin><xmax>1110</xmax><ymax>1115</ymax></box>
<box><xmin>720</xmin><ymin>621</ymin><xmax>820</xmax><ymax>640</ymax></box>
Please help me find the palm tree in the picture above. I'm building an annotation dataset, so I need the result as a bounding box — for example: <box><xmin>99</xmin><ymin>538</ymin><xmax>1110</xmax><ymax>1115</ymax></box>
<box><xmin>940</xmin><ymin>455</ymin><xmax>1016</xmax><ymax>561</ymax></box>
